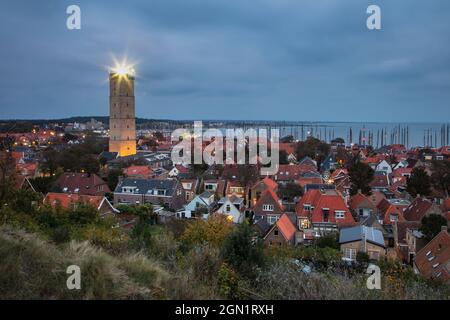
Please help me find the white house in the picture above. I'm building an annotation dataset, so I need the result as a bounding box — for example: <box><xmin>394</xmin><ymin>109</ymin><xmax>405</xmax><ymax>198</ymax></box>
<box><xmin>393</xmin><ymin>160</ymin><xmax>408</xmax><ymax>170</ymax></box>
<box><xmin>375</xmin><ymin>160</ymin><xmax>392</xmax><ymax>175</ymax></box>
<box><xmin>177</xmin><ymin>191</ymin><xmax>215</xmax><ymax>219</ymax></box>
<box><xmin>215</xmin><ymin>195</ymin><xmax>244</xmax><ymax>224</ymax></box>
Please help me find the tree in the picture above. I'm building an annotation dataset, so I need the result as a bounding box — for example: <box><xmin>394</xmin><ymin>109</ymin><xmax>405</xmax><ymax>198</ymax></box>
<box><xmin>107</xmin><ymin>169</ymin><xmax>122</xmax><ymax>191</ymax></box>
<box><xmin>236</xmin><ymin>164</ymin><xmax>259</xmax><ymax>188</ymax></box>
<box><xmin>420</xmin><ymin>214</ymin><xmax>448</xmax><ymax>241</ymax></box>
<box><xmin>279</xmin><ymin>150</ymin><xmax>289</xmax><ymax>165</ymax></box>
<box><xmin>181</xmin><ymin>215</ymin><xmax>233</xmax><ymax>247</ymax></box>
<box><xmin>430</xmin><ymin>160</ymin><xmax>450</xmax><ymax>197</ymax></box>
<box><xmin>406</xmin><ymin>167</ymin><xmax>431</xmax><ymax>197</ymax></box>
<box><xmin>277</xmin><ymin>182</ymin><xmax>303</xmax><ymax>202</ymax></box>
<box><xmin>348</xmin><ymin>159</ymin><xmax>374</xmax><ymax>196</ymax></box>
<box><xmin>220</xmin><ymin>223</ymin><xmax>265</xmax><ymax>279</ymax></box>
<box><xmin>130</xmin><ymin>205</ymin><xmax>156</xmax><ymax>249</ymax></box>
<box><xmin>295</xmin><ymin>137</ymin><xmax>330</xmax><ymax>163</ymax></box>
<box><xmin>0</xmin><ymin>152</ymin><xmax>18</xmax><ymax>207</ymax></box>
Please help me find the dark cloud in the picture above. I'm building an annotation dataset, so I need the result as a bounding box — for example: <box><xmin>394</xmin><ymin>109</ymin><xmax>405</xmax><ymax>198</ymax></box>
<box><xmin>0</xmin><ymin>0</ymin><xmax>449</xmax><ymax>121</ymax></box>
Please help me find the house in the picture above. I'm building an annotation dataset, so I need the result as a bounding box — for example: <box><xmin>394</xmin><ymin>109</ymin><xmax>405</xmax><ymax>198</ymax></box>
<box><xmin>113</xmin><ymin>178</ymin><xmax>185</xmax><ymax>210</ymax></box>
<box><xmin>249</xmin><ymin>176</ymin><xmax>278</xmax><ymax>208</ymax></box>
<box><xmin>393</xmin><ymin>221</ymin><xmax>425</xmax><ymax>264</ymax></box>
<box><xmin>279</xmin><ymin>143</ymin><xmax>297</xmax><ymax>163</ymax></box>
<box><xmin>253</xmin><ymin>189</ymin><xmax>284</xmax><ymax>225</ymax></box>
<box><xmin>349</xmin><ymin>193</ymin><xmax>376</xmax><ymax>218</ymax></box>
<box><xmin>375</xmin><ymin>160</ymin><xmax>393</xmax><ymax>175</ymax></box>
<box><xmin>320</xmin><ymin>153</ymin><xmax>338</xmax><ymax>173</ymax></box>
<box><xmin>370</xmin><ymin>172</ymin><xmax>390</xmax><ymax>189</ymax></box>
<box><xmin>44</xmin><ymin>192</ymin><xmax>118</xmax><ymax>218</ymax></box>
<box><xmin>55</xmin><ymin>173</ymin><xmax>110</xmax><ymax>196</ymax></box>
<box><xmin>392</xmin><ymin>168</ymin><xmax>412</xmax><ymax>184</ymax></box>
<box><xmin>215</xmin><ymin>195</ymin><xmax>245</xmax><ymax>223</ymax></box>
<box><xmin>297</xmin><ymin>171</ymin><xmax>323</xmax><ymax>189</ymax></box>
<box><xmin>264</xmin><ymin>213</ymin><xmax>296</xmax><ymax>246</ymax></box>
<box><xmin>296</xmin><ymin>189</ymin><xmax>355</xmax><ymax>234</ymax></box>
<box><xmin>180</xmin><ymin>178</ymin><xmax>199</xmax><ymax>202</ymax></box>
<box><xmin>414</xmin><ymin>226</ymin><xmax>450</xmax><ymax>283</ymax></box>
<box><xmin>202</xmin><ymin>179</ymin><xmax>226</xmax><ymax>198</ymax></box>
<box><xmin>339</xmin><ymin>226</ymin><xmax>386</xmax><ymax>261</ymax></box>
<box><xmin>441</xmin><ymin>198</ymin><xmax>450</xmax><ymax>221</ymax></box>
<box><xmin>252</xmin><ymin>219</ymin><xmax>272</xmax><ymax>238</ymax></box>
<box><xmin>377</xmin><ymin>198</ymin><xmax>410</xmax><ymax>224</ymax></box>
<box><xmin>298</xmin><ymin>156</ymin><xmax>317</xmax><ymax>169</ymax></box>
<box><xmin>225</xmin><ymin>180</ymin><xmax>247</xmax><ymax>201</ymax></box>
<box><xmin>403</xmin><ymin>197</ymin><xmax>444</xmax><ymax>222</ymax></box>
<box><xmin>123</xmin><ymin>165</ymin><xmax>154</xmax><ymax>179</ymax></box>
<box><xmin>360</xmin><ymin>215</ymin><xmax>393</xmax><ymax>247</ymax></box>
<box><xmin>178</xmin><ymin>191</ymin><xmax>215</xmax><ymax>219</ymax></box>
<box><xmin>168</xmin><ymin>164</ymin><xmax>190</xmax><ymax>178</ymax></box>
<box><xmin>272</xmin><ymin>164</ymin><xmax>311</xmax><ymax>183</ymax></box>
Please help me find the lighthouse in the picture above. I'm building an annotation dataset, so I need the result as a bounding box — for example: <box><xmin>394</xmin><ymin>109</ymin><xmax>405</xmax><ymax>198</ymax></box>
<box><xmin>108</xmin><ymin>64</ymin><xmax>137</xmax><ymax>157</ymax></box>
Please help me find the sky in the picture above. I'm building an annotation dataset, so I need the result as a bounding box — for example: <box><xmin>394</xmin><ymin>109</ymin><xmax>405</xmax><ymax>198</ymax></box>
<box><xmin>0</xmin><ymin>0</ymin><xmax>449</xmax><ymax>122</ymax></box>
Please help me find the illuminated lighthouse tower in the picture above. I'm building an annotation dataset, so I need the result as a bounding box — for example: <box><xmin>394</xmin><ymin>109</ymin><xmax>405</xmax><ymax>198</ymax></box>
<box><xmin>109</xmin><ymin>64</ymin><xmax>137</xmax><ymax>157</ymax></box>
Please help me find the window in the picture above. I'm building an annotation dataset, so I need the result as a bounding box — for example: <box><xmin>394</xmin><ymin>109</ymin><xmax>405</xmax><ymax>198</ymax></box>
<box><xmin>274</xmin><ymin>230</ymin><xmax>279</xmax><ymax>236</ymax></box>
<box><xmin>335</xmin><ymin>211</ymin><xmax>345</xmax><ymax>219</ymax></box>
<box><xmin>226</xmin><ymin>204</ymin><xmax>231</xmax><ymax>213</ymax></box>
<box><xmin>267</xmin><ymin>215</ymin><xmax>279</xmax><ymax>225</ymax></box>
<box><xmin>389</xmin><ymin>214</ymin><xmax>398</xmax><ymax>222</ymax></box>
<box><xmin>343</xmin><ymin>248</ymin><xmax>357</xmax><ymax>261</ymax></box>
<box><xmin>263</xmin><ymin>204</ymin><xmax>274</xmax><ymax>211</ymax></box>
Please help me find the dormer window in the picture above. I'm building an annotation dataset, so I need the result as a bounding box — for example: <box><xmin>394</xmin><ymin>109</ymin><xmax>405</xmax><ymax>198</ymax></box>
<box><xmin>335</xmin><ymin>210</ymin><xmax>345</xmax><ymax>219</ymax></box>
<box><xmin>263</xmin><ymin>204</ymin><xmax>274</xmax><ymax>212</ymax></box>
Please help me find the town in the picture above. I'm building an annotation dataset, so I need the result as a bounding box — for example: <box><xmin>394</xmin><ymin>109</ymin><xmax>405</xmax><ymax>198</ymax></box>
<box><xmin>0</xmin><ymin>66</ymin><xmax>449</xmax><ymax>300</ymax></box>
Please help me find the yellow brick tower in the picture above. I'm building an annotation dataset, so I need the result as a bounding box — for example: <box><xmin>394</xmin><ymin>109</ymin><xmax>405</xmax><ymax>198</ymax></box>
<box><xmin>109</xmin><ymin>66</ymin><xmax>137</xmax><ymax>157</ymax></box>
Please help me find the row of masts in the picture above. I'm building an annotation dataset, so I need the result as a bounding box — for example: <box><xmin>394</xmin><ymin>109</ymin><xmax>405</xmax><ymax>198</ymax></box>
<box><xmin>139</xmin><ymin>121</ymin><xmax>450</xmax><ymax>149</ymax></box>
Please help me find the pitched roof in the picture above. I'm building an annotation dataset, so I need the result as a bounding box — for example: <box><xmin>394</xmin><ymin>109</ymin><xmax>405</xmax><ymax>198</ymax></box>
<box><xmin>275</xmin><ymin>213</ymin><xmax>296</xmax><ymax>242</ymax></box>
<box><xmin>403</xmin><ymin>197</ymin><xmax>433</xmax><ymax>222</ymax></box>
<box><xmin>123</xmin><ymin>165</ymin><xmax>153</xmax><ymax>177</ymax></box>
<box><xmin>339</xmin><ymin>225</ymin><xmax>385</xmax><ymax>248</ymax></box>
<box><xmin>414</xmin><ymin>228</ymin><xmax>450</xmax><ymax>282</ymax></box>
<box><xmin>56</xmin><ymin>173</ymin><xmax>110</xmax><ymax>195</ymax></box>
<box><xmin>254</xmin><ymin>188</ymin><xmax>284</xmax><ymax>213</ymax></box>
<box><xmin>296</xmin><ymin>189</ymin><xmax>355</xmax><ymax>226</ymax></box>
<box><xmin>44</xmin><ymin>192</ymin><xmax>114</xmax><ymax>211</ymax></box>
<box><xmin>261</xmin><ymin>176</ymin><xmax>278</xmax><ymax>191</ymax></box>
<box><xmin>115</xmin><ymin>178</ymin><xmax>179</xmax><ymax>196</ymax></box>
<box><xmin>395</xmin><ymin>221</ymin><xmax>421</xmax><ymax>245</ymax></box>
<box><xmin>349</xmin><ymin>193</ymin><xmax>373</xmax><ymax>210</ymax></box>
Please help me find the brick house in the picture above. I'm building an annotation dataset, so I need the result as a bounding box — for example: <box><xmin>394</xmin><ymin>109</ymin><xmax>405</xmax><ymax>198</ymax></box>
<box><xmin>55</xmin><ymin>172</ymin><xmax>110</xmax><ymax>196</ymax></box>
<box><xmin>264</xmin><ymin>213</ymin><xmax>296</xmax><ymax>246</ymax></box>
<box><xmin>253</xmin><ymin>189</ymin><xmax>284</xmax><ymax>225</ymax></box>
<box><xmin>114</xmin><ymin>178</ymin><xmax>185</xmax><ymax>211</ymax></box>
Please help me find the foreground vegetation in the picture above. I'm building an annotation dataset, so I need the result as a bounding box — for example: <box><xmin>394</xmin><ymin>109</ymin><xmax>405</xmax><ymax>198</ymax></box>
<box><xmin>0</xmin><ymin>202</ymin><xmax>448</xmax><ymax>299</ymax></box>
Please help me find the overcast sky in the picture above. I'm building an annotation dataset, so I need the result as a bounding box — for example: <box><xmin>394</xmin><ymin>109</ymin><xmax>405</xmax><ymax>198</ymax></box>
<box><xmin>0</xmin><ymin>0</ymin><xmax>449</xmax><ymax>122</ymax></box>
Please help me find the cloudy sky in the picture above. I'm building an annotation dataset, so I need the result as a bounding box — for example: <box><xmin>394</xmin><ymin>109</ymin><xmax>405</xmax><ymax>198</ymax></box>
<box><xmin>0</xmin><ymin>0</ymin><xmax>449</xmax><ymax>121</ymax></box>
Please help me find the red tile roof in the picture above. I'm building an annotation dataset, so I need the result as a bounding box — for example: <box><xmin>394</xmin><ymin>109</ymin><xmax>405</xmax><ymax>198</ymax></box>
<box><xmin>383</xmin><ymin>204</ymin><xmax>406</xmax><ymax>225</ymax></box>
<box><xmin>123</xmin><ymin>165</ymin><xmax>153</xmax><ymax>178</ymax></box>
<box><xmin>403</xmin><ymin>198</ymin><xmax>433</xmax><ymax>222</ymax></box>
<box><xmin>276</xmin><ymin>213</ymin><xmax>296</xmax><ymax>242</ymax></box>
<box><xmin>296</xmin><ymin>189</ymin><xmax>355</xmax><ymax>226</ymax></box>
<box><xmin>254</xmin><ymin>188</ymin><xmax>284</xmax><ymax>214</ymax></box>
<box><xmin>415</xmin><ymin>228</ymin><xmax>450</xmax><ymax>282</ymax></box>
<box><xmin>44</xmin><ymin>192</ymin><xmax>105</xmax><ymax>210</ymax></box>
<box><xmin>349</xmin><ymin>193</ymin><xmax>372</xmax><ymax>210</ymax></box>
